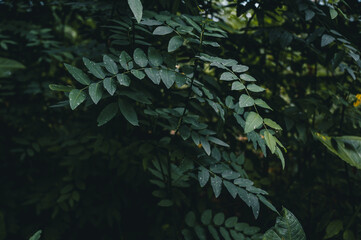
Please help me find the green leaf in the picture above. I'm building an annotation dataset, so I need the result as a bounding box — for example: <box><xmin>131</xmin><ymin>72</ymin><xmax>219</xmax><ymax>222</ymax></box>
<box><xmin>211</xmin><ymin>176</ymin><xmax>222</xmax><ymax>198</ymax></box>
<box><xmin>208</xmin><ymin>225</ymin><xmax>221</xmax><ymax>240</ymax></box>
<box><xmin>305</xmin><ymin>9</ymin><xmax>315</xmax><ymax>21</ymax></box>
<box><xmin>83</xmin><ymin>57</ymin><xmax>105</xmax><ymax>79</ymax></box>
<box><xmin>103</xmin><ymin>77</ymin><xmax>117</xmax><ymax>95</ymax></box>
<box><xmin>247</xmin><ymin>83</ymin><xmax>265</xmax><ymax>92</ymax></box>
<box><xmin>64</xmin><ymin>63</ymin><xmax>91</xmax><ymax>85</ymax></box>
<box><xmin>145</xmin><ymin>68</ymin><xmax>161</xmax><ymax>84</ymax></box>
<box><xmin>264</xmin><ymin>131</ymin><xmax>276</xmax><ymax>154</ymax></box>
<box><xmin>88</xmin><ymin>82</ymin><xmax>103</xmax><ymax>104</ymax></box>
<box><xmin>275</xmin><ymin>147</ymin><xmax>286</xmax><ymax>169</ymax></box>
<box><xmin>321</xmin><ymin>34</ymin><xmax>335</xmax><ymax>47</ymax></box>
<box><xmin>213</xmin><ymin>212</ymin><xmax>225</xmax><ymax>226</ymax></box>
<box><xmin>343</xmin><ymin>230</ymin><xmax>355</xmax><ymax>240</ymax></box>
<box><xmin>118</xmin><ymin>98</ymin><xmax>139</xmax><ymax>126</ymax></box>
<box><xmin>220</xmin><ymin>227</ymin><xmax>231</xmax><ymax>240</ymax></box>
<box><xmin>148</xmin><ymin>47</ymin><xmax>163</xmax><ymax>67</ymax></box>
<box><xmin>263</xmin><ymin>208</ymin><xmax>306</xmax><ymax>240</ymax></box>
<box><xmin>69</xmin><ymin>89</ymin><xmax>86</xmax><ymax>110</ymax></box>
<box><xmin>330</xmin><ymin>8</ymin><xmax>338</xmax><ymax>19</ymax></box>
<box><xmin>131</xmin><ymin>69</ymin><xmax>146</xmax><ymax>79</ymax></box>
<box><xmin>97</xmin><ymin>102</ymin><xmax>118</xmax><ymax>126</ymax></box>
<box><xmin>200</xmin><ymin>137</ymin><xmax>211</xmax><ymax>155</ymax></box>
<box><xmin>223</xmin><ymin>181</ymin><xmax>238</xmax><ymax>199</ymax></box>
<box><xmin>198</xmin><ymin>166</ymin><xmax>209</xmax><ymax>187</ymax></box>
<box><xmin>103</xmin><ymin>55</ymin><xmax>118</xmax><ymax>74</ymax></box>
<box><xmin>140</xmin><ymin>19</ymin><xmax>162</xmax><ymax>26</ymax></box>
<box><xmin>182</xmin><ymin>229</ymin><xmax>193</xmax><ymax>240</ymax></box>
<box><xmin>29</xmin><ymin>230</ymin><xmax>42</xmax><ymax>240</ymax></box>
<box><xmin>158</xmin><ymin>199</ymin><xmax>173</xmax><ymax>207</ymax></box>
<box><xmin>231</xmin><ymin>81</ymin><xmax>245</xmax><ymax>91</ymax></box>
<box><xmin>243</xmin><ymin>226</ymin><xmax>260</xmax><ymax>235</ymax></box>
<box><xmin>118</xmin><ymin>90</ymin><xmax>151</xmax><ymax>104</ymax></box>
<box><xmin>239</xmin><ymin>94</ymin><xmax>254</xmax><ymax>108</ymax></box>
<box><xmin>160</xmin><ymin>69</ymin><xmax>175</xmax><ymax>89</ymax></box>
<box><xmin>238</xmin><ymin>188</ymin><xmax>251</xmax><ymax>206</ymax></box>
<box><xmin>0</xmin><ymin>57</ymin><xmax>25</xmax><ymax>77</ymax></box>
<box><xmin>195</xmin><ymin>226</ymin><xmax>207</xmax><ymax>240</ymax></box>
<box><xmin>255</xmin><ymin>98</ymin><xmax>273</xmax><ymax>110</ymax></box>
<box><xmin>185</xmin><ymin>211</ymin><xmax>196</xmax><ymax>227</ymax></box>
<box><xmin>314</xmin><ymin>133</ymin><xmax>361</xmax><ymax>170</ymax></box>
<box><xmin>203</xmin><ymin>41</ymin><xmax>220</xmax><ymax>47</ymax></box>
<box><xmin>119</xmin><ymin>51</ymin><xmax>134</xmax><ymax>70</ymax></box>
<box><xmin>208</xmin><ymin>136</ymin><xmax>229</xmax><ymax>147</ymax></box>
<box><xmin>127</xmin><ymin>0</ymin><xmax>143</xmax><ymax>23</ymax></box>
<box><xmin>244</xmin><ymin>112</ymin><xmax>263</xmax><ymax>133</ymax></box>
<box><xmin>182</xmin><ymin>15</ymin><xmax>201</xmax><ymax>32</ymax></box>
<box><xmin>264</xmin><ymin>118</ymin><xmax>282</xmax><ymax>130</ymax></box>
<box><xmin>117</xmin><ymin>73</ymin><xmax>131</xmax><ymax>86</ymax></box>
<box><xmin>201</xmin><ymin>209</ymin><xmax>212</xmax><ymax>225</ymax></box>
<box><xmin>153</xmin><ymin>26</ymin><xmax>173</xmax><ymax>35</ymax></box>
<box><xmin>168</xmin><ymin>36</ymin><xmax>183</xmax><ymax>52</ymax></box>
<box><xmin>133</xmin><ymin>48</ymin><xmax>148</xmax><ymax>67</ymax></box>
<box><xmin>232</xmin><ymin>64</ymin><xmax>249</xmax><ymax>72</ymax></box>
<box><xmin>249</xmin><ymin>193</ymin><xmax>260</xmax><ymax>219</ymax></box>
<box><xmin>225</xmin><ymin>217</ymin><xmax>238</xmax><ymax>228</ymax></box>
<box><xmin>0</xmin><ymin>57</ymin><xmax>25</xmax><ymax>69</ymax></box>
<box><xmin>258</xmin><ymin>195</ymin><xmax>279</xmax><ymax>214</ymax></box>
<box><xmin>239</xmin><ymin>73</ymin><xmax>256</xmax><ymax>82</ymax></box>
<box><xmin>234</xmin><ymin>178</ymin><xmax>253</xmax><ymax>187</ymax></box>
<box><xmin>176</xmin><ymin>73</ymin><xmax>187</xmax><ymax>86</ymax></box>
<box><xmin>230</xmin><ymin>230</ymin><xmax>244</xmax><ymax>240</ymax></box>
<box><xmin>222</xmin><ymin>170</ymin><xmax>240</xmax><ymax>180</ymax></box>
<box><xmin>220</xmin><ymin>72</ymin><xmax>238</xmax><ymax>81</ymax></box>
<box><xmin>49</xmin><ymin>84</ymin><xmax>73</xmax><ymax>92</ymax></box>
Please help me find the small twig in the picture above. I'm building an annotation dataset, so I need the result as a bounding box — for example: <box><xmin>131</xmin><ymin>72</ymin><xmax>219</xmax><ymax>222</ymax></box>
<box><xmin>174</xmin><ymin>22</ymin><xmax>206</xmax><ymax>136</ymax></box>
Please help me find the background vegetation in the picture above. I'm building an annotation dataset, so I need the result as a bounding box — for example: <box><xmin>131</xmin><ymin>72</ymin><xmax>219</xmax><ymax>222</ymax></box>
<box><xmin>1</xmin><ymin>0</ymin><xmax>361</xmax><ymax>239</ymax></box>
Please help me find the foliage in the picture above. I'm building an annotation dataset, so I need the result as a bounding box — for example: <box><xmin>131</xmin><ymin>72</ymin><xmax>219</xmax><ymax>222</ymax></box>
<box><xmin>263</xmin><ymin>208</ymin><xmax>305</xmax><ymax>240</ymax></box>
<box><xmin>1</xmin><ymin>0</ymin><xmax>361</xmax><ymax>240</ymax></box>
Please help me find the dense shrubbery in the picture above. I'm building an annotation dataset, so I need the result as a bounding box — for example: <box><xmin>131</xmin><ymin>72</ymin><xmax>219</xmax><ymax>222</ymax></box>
<box><xmin>1</xmin><ymin>0</ymin><xmax>361</xmax><ymax>239</ymax></box>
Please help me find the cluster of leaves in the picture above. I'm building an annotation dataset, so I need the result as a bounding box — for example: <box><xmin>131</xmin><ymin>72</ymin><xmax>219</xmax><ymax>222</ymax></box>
<box><xmin>182</xmin><ymin>209</ymin><xmax>263</xmax><ymax>240</ymax></box>
<box><xmin>1</xmin><ymin>0</ymin><xmax>361</xmax><ymax>239</ymax></box>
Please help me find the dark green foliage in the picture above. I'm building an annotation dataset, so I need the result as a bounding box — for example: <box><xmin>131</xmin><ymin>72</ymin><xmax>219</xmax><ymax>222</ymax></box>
<box><xmin>1</xmin><ymin>0</ymin><xmax>361</xmax><ymax>240</ymax></box>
